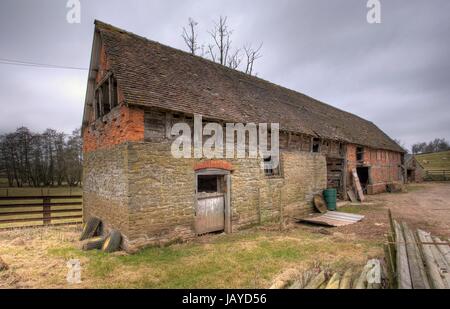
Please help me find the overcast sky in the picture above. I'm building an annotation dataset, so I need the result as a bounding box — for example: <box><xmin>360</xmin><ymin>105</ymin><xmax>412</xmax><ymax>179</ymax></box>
<box><xmin>0</xmin><ymin>0</ymin><xmax>449</xmax><ymax>150</ymax></box>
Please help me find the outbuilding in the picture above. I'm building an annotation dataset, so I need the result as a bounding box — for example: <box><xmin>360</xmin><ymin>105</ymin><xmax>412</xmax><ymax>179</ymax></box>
<box><xmin>82</xmin><ymin>21</ymin><xmax>405</xmax><ymax>250</ymax></box>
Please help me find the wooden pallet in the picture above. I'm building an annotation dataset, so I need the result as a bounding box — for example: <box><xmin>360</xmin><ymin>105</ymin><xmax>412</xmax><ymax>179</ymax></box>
<box><xmin>351</xmin><ymin>168</ymin><xmax>365</xmax><ymax>202</ymax></box>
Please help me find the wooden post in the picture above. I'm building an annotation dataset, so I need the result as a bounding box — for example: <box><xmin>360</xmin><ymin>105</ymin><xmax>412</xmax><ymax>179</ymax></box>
<box><xmin>279</xmin><ymin>187</ymin><xmax>284</xmax><ymax>231</ymax></box>
<box><xmin>257</xmin><ymin>186</ymin><xmax>262</xmax><ymax>225</ymax></box>
<box><xmin>43</xmin><ymin>197</ymin><xmax>51</xmax><ymax>226</ymax></box>
<box><xmin>165</xmin><ymin>112</ymin><xmax>172</xmax><ymax>139</ymax></box>
<box><xmin>225</xmin><ymin>174</ymin><xmax>232</xmax><ymax>234</ymax></box>
<box><xmin>108</xmin><ymin>76</ymin><xmax>113</xmax><ymax>110</ymax></box>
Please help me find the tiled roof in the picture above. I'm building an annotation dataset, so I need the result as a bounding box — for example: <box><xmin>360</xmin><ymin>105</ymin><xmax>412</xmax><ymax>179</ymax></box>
<box><xmin>94</xmin><ymin>20</ymin><xmax>404</xmax><ymax>153</ymax></box>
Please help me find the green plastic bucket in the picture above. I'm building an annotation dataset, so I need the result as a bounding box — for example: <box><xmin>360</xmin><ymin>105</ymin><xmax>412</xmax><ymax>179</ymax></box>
<box><xmin>323</xmin><ymin>189</ymin><xmax>337</xmax><ymax>211</ymax></box>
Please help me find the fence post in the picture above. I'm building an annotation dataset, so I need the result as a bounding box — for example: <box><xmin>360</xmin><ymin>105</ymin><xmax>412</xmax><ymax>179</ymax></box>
<box><xmin>43</xmin><ymin>197</ymin><xmax>51</xmax><ymax>225</ymax></box>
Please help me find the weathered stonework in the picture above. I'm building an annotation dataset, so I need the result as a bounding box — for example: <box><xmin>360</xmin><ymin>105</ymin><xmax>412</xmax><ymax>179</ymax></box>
<box><xmin>83</xmin><ymin>144</ymin><xmax>130</xmax><ymax>237</ymax></box>
<box><xmin>83</xmin><ymin>139</ymin><xmax>327</xmax><ymax>251</ymax></box>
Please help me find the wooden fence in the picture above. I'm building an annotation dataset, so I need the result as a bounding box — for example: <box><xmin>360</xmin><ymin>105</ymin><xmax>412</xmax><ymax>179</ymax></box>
<box><xmin>0</xmin><ymin>195</ymin><xmax>82</xmax><ymax>229</ymax></box>
<box><xmin>424</xmin><ymin>170</ymin><xmax>450</xmax><ymax>181</ymax></box>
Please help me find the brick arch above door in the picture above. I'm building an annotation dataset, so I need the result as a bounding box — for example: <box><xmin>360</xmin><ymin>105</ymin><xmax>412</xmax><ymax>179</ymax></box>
<box><xmin>194</xmin><ymin>160</ymin><xmax>234</xmax><ymax>172</ymax></box>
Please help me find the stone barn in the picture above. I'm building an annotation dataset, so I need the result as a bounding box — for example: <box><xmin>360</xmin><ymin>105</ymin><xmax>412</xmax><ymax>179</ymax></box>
<box><xmin>82</xmin><ymin>21</ymin><xmax>405</xmax><ymax>250</ymax></box>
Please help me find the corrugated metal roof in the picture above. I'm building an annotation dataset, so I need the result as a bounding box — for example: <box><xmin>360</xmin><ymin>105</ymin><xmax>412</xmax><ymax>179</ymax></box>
<box><xmin>298</xmin><ymin>211</ymin><xmax>365</xmax><ymax>227</ymax></box>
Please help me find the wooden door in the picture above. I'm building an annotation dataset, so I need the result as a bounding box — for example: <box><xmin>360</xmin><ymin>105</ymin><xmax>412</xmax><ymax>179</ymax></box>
<box><xmin>195</xmin><ymin>193</ymin><xmax>225</xmax><ymax>234</ymax></box>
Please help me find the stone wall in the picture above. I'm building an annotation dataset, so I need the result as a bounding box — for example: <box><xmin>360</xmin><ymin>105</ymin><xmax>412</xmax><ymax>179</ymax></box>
<box><xmin>82</xmin><ymin>106</ymin><xmax>329</xmax><ymax>249</ymax></box>
<box><xmin>121</xmin><ymin>141</ymin><xmax>327</xmax><ymax>249</ymax></box>
<box><xmin>83</xmin><ymin>144</ymin><xmax>130</xmax><ymax>237</ymax></box>
<box><xmin>126</xmin><ymin>141</ymin><xmax>196</xmax><ymax>249</ymax></box>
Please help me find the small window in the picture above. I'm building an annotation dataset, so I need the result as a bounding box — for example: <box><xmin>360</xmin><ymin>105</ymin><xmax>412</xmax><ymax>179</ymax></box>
<box><xmin>356</xmin><ymin>147</ymin><xmax>364</xmax><ymax>162</ymax></box>
<box><xmin>94</xmin><ymin>75</ymin><xmax>118</xmax><ymax>119</ymax></box>
<box><xmin>101</xmin><ymin>86</ymin><xmax>110</xmax><ymax>115</ymax></box>
<box><xmin>312</xmin><ymin>138</ymin><xmax>320</xmax><ymax>153</ymax></box>
<box><xmin>264</xmin><ymin>156</ymin><xmax>281</xmax><ymax>177</ymax></box>
<box><xmin>339</xmin><ymin>143</ymin><xmax>345</xmax><ymax>156</ymax></box>
<box><xmin>197</xmin><ymin>175</ymin><xmax>219</xmax><ymax>193</ymax></box>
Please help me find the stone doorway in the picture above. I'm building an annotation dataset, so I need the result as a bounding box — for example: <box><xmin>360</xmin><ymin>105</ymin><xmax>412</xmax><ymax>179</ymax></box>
<box><xmin>195</xmin><ymin>169</ymin><xmax>231</xmax><ymax>235</ymax></box>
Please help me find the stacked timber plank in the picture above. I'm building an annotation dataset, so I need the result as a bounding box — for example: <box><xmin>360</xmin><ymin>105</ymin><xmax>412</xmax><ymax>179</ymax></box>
<box><xmin>270</xmin><ymin>259</ymin><xmax>385</xmax><ymax>289</ymax></box>
<box><xmin>388</xmin><ymin>214</ymin><xmax>450</xmax><ymax>289</ymax></box>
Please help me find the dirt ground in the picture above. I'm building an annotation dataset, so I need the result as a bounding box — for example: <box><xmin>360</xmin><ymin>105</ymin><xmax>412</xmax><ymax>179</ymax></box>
<box><xmin>0</xmin><ymin>182</ymin><xmax>448</xmax><ymax>289</ymax></box>
<box><xmin>334</xmin><ymin>182</ymin><xmax>450</xmax><ymax>240</ymax></box>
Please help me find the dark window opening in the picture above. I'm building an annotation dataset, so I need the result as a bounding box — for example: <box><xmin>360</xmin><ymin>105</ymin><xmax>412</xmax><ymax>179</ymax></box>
<box><xmin>356</xmin><ymin>166</ymin><xmax>370</xmax><ymax>192</ymax></box>
<box><xmin>94</xmin><ymin>75</ymin><xmax>118</xmax><ymax>119</ymax></box>
<box><xmin>339</xmin><ymin>143</ymin><xmax>345</xmax><ymax>156</ymax></box>
<box><xmin>312</xmin><ymin>138</ymin><xmax>320</xmax><ymax>153</ymax></box>
<box><xmin>94</xmin><ymin>90</ymin><xmax>101</xmax><ymax>119</ymax></box>
<box><xmin>264</xmin><ymin>156</ymin><xmax>281</xmax><ymax>177</ymax></box>
<box><xmin>101</xmin><ymin>85</ymin><xmax>110</xmax><ymax>115</ymax></box>
<box><xmin>356</xmin><ymin>147</ymin><xmax>364</xmax><ymax>162</ymax></box>
<box><xmin>197</xmin><ymin>175</ymin><xmax>219</xmax><ymax>193</ymax></box>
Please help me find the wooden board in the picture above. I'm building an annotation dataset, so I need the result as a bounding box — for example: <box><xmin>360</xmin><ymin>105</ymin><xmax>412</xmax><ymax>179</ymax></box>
<box><xmin>417</xmin><ymin>229</ymin><xmax>448</xmax><ymax>289</ymax></box>
<box><xmin>313</xmin><ymin>194</ymin><xmax>327</xmax><ymax>214</ymax></box>
<box><xmin>402</xmin><ymin>222</ymin><xmax>430</xmax><ymax>289</ymax></box>
<box><xmin>351</xmin><ymin>168</ymin><xmax>365</xmax><ymax>202</ymax></box>
<box><xmin>347</xmin><ymin>190</ymin><xmax>357</xmax><ymax>203</ymax></box>
<box><xmin>434</xmin><ymin>236</ymin><xmax>450</xmax><ymax>265</ymax></box>
<box><xmin>394</xmin><ymin>220</ymin><xmax>412</xmax><ymax>289</ymax></box>
<box><xmin>195</xmin><ymin>194</ymin><xmax>225</xmax><ymax>234</ymax></box>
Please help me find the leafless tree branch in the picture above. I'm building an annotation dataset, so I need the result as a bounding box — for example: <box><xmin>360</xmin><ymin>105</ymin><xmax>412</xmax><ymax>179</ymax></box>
<box><xmin>181</xmin><ymin>16</ymin><xmax>263</xmax><ymax>75</ymax></box>
<box><xmin>182</xmin><ymin>18</ymin><xmax>199</xmax><ymax>55</ymax></box>
<box><xmin>244</xmin><ymin>43</ymin><xmax>263</xmax><ymax>76</ymax></box>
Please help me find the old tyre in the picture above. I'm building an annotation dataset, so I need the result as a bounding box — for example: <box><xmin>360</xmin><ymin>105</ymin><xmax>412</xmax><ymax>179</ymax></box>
<box><xmin>79</xmin><ymin>217</ymin><xmax>101</xmax><ymax>241</ymax></box>
<box><xmin>102</xmin><ymin>230</ymin><xmax>122</xmax><ymax>253</ymax></box>
<box><xmin>82</xmin><ymin>236</ymin><xmax>106</xmax><ymax>251</ymax></box>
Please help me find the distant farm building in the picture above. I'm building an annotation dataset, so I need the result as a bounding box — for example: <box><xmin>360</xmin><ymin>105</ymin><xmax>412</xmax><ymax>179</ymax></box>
<box><xmin>404</xmin><ymin>154</ymin><xmax>424</xmax><ymax>183</ymax></box>
<box><xmin>82</xmin><ymin>21</ymin><xmax>405</xmax><ymax>250</ymax></box>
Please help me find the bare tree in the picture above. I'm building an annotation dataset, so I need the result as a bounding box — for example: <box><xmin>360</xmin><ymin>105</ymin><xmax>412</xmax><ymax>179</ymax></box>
<box><xmin>65</xmin><ymin>129</ymin><xmax>83</xmax><ymax>186</ymax></box>
<box><xmin>244</xmin><ymin>43</ymin><xmax>263</xmax><ymax>76</ymax></box>
<box><xmin>181</xmin><ymin>16</ymin><xmax>263</xmax><ymax>75</ymax></box>
<box><xmin>227</xmin><ymin>49</ymin><xmax>242</xmax><ymax>70</ymax></box>
<box><xmin>182</xmin><ymin>18</ymin><xmax>200</xmax><ymax>55</ymax></box>
<box><xmin>207</xmin><ymin>43</ymin><xmax>216</xmax><ymax>62</ymax></box>
<box><xmin>0</xmin><ymin>127</ymin><xmax>83</xmax><ymax>187</ymax></box>
<box><xmin>412</xmin><ymin>142</ymin><xmax>427</xmax><ymax>154</ymax></box>
<box><xmin>411</xmin><ymin>138</ymin><xmax>450</xmax><ymax>154</ymax></box>
<box><xmin>207</xmin><ymin>16</ymin><xmax>233</xmax><ymax>66</ymax></box>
